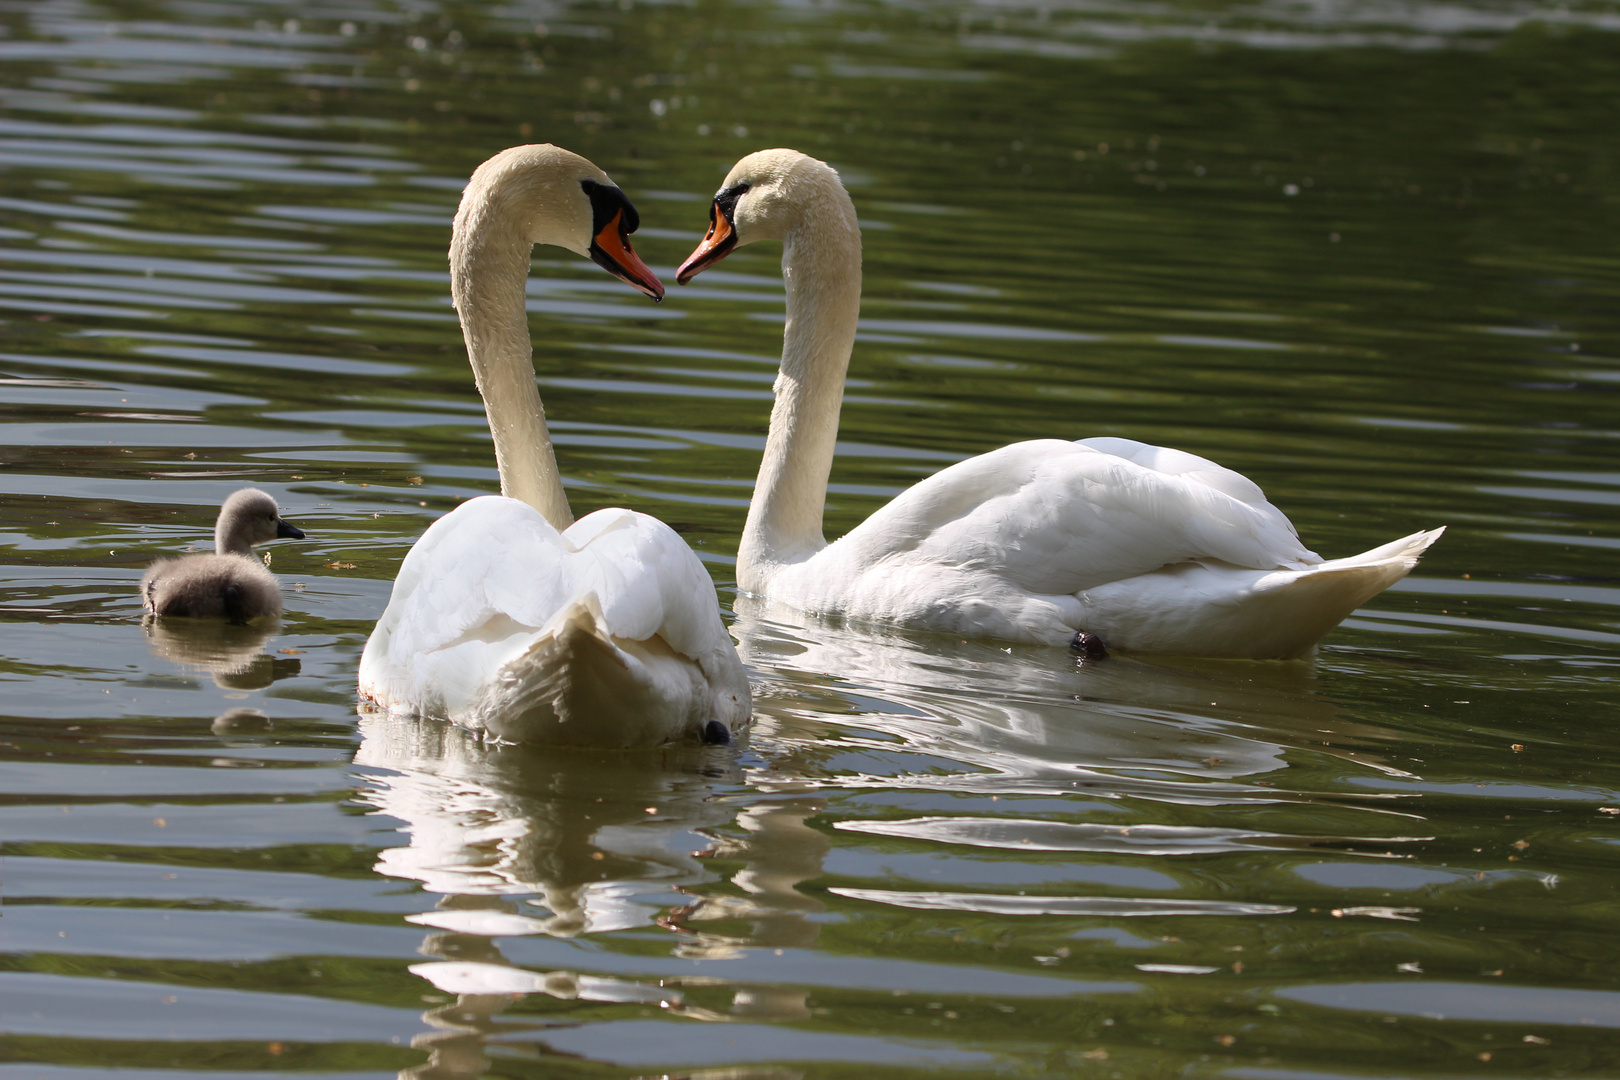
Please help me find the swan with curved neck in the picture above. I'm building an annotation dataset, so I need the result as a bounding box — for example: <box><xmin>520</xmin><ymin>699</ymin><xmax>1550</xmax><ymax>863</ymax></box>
<box><xmin>359</xmin><ymin>144</ymin><xmax>750</xmax><ymax>744</ymax></box>
<box><xmin>677</xmin><ymin>149</ymin><xmax>1442</xmax><ymax>659</ymax></box>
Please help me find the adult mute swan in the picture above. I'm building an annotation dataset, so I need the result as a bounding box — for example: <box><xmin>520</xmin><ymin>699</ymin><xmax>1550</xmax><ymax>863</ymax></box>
<box><xmin>358</xmin><ymin>145</ymin><xmax>750</xmax><ymax>746</ymax></box>
<box><xmin>676</xmin><ymin>149</ymin><xmax>1443</xmax><ymax>659</ymax></box>
<box><xmin>142</xmin><ymin>488</ymin><xmax>304</xmax><ymax>621</ymax></box>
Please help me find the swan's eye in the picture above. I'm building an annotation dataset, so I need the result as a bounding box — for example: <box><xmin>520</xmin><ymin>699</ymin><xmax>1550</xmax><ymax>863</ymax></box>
<box><xmin>714</xmin><ymin>183</ymin><xmax>749</xmax><ymax>224</ymax></box>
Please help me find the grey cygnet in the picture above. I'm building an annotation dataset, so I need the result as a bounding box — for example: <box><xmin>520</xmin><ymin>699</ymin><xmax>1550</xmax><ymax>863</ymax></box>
<box><xmin>141</xmin><ymin>488</ymin><xmax>306</xmax><ymax>622</ymax></box>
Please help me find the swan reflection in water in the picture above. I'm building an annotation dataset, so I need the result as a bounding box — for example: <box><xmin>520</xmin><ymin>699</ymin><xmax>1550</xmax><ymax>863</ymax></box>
<box><xmin>731</xmin><ymin>596</ymin><xmax>1417</xmax><ymax>799</ymax></box>
<box><xmin>358</xmin><ymin>603</ymin><xmax>1423</xmax><ymax>1077</ymax></box>
<box><xmin>355</xmin><ymin>704</ymin><xmax>829</xmax><ymax>1079</ymax></box>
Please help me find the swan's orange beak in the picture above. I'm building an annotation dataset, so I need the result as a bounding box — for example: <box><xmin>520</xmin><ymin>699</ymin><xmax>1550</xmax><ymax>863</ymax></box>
<box><xmin>589</xmin><ymin>210</ymin><xmax>665</xmax><ymax>301</ymax></box>
<box><xmin>676</xmin><ymin>200</ymin><xmax>737</xmax><ymax>285</ymax></box>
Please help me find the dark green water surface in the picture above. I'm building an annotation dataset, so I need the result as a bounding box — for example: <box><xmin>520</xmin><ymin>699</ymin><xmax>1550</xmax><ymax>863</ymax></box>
<box><xmin>2</xmin><ymin>1</ymin><xmax>1619</xmax><ymax>1077</ymax></box>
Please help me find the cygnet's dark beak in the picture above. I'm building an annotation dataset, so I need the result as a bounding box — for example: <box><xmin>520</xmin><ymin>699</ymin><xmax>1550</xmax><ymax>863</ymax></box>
<box><xmin>276</xmin><ymin>518</ymin><xmax>305</xmax><ymax>540</ymax></box>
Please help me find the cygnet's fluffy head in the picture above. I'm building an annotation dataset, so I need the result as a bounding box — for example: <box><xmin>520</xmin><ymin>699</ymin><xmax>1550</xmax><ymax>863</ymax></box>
<box><xmin>216</xmin><ymin>488</ymin><xmax>304</xmax><ymax>556</ymax></box>
<box><xmin>676</xmin><ymin>149</ymin><xmax>857</xmax><ymax>284</ymax></box>
<box><xmin>453</xmin><ymin>143</ymin><xmax>663</xmax><ymax>300</ymax></box>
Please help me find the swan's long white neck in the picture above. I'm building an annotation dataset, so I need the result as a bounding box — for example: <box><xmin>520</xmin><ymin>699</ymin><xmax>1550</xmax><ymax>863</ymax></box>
<box><xmin>736</xmin><ymin>173</ymin><xmax>862</xmax><ymax>592</ymax></box>
<box><xmin>450</xmin><ymin>157</ymin><xmax>574</xmax><ymax>531</ymax></box>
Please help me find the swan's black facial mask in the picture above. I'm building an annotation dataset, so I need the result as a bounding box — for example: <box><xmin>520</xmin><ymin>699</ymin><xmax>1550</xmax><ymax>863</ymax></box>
<box><xmin>581</xmin><ymin>180</ymin><xmax>664</xmax><ymax>301</ymax></box>
<box><xmin>676</xmin><ymin>183</ymin><xmax>749</xmax><ymax>285</ymax></box>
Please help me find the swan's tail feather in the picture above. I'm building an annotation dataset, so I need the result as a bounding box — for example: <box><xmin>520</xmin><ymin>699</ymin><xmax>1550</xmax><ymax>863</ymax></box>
<box><xmin>477</xmin><ymin>594</ymin><xmax>632</xmax><ymax>744</ymax></box>
<box><xmin>472</xmin><ymin>593</ymin><xmax>709</xmax><ymax>746</ymax></box>
<box><xmin>1238</xmin><ymin>526</ymin><xmax>1445</xmax><ymax>658</ymax></box>
<box><xmin>1079</xmin><ymin>526</ymin><xmax>1445</xmax><ymax>658</ymax></box>
<box><xmin>1316</xmin><ymin>526</ymin><xmax>1445</xmax><ymax>574</ymax></box>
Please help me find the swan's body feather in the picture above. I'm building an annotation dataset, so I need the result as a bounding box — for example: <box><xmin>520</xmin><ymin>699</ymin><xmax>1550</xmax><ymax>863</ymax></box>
<box><xmin>789</xmin><ymin>437</ymin><xmax>1311</xmax><ymax>599</ymax></box>
<box><xmin>767</xmin><ymin>437</ymin><xmax>1438</xmax><ymax>654</ymax></box>
<box><xmin>360</xmin><ymin>497</ymin><xmax>749</xmax><ymax>746</ymax></box>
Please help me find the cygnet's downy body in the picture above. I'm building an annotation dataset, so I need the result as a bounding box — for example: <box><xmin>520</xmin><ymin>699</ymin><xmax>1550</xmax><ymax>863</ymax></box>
<box><xmin>141</xmin><ymin>488</ymin><xmax>305</xmax><ymax>622</ymax></box>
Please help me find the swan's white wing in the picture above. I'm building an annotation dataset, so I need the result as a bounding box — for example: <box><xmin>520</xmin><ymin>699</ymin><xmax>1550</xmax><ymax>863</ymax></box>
<box><xmin>380</xmin><ymin>498</ymin><xmax>564</xmax><ymax>648</ymax></box>
<box><xmin>560</xmin><ymin>507</ymin><xmax>740</xmax><ymax>668</ymax></box>
<box><xmin>761</xmin><ymin>438</ymin><xmax>1338</xmax><ymax>644</ymax></box>
<box><xmin>549</xmin><ymin>509</ymin><xmax>751</xmax><ymax>739</ymax></box>
<box><xmin>360</xmin><ymin>497</ymin><xmax>579</xmax><ymax>717</ymax></box>
<box><xmin>823</xmin><ymin>438</ymin><xmax>1315</xmax><ymax>597</ymax></box>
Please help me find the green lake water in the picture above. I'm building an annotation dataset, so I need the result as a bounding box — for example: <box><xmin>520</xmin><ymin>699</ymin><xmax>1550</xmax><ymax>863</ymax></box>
<box><xmin>2</xmin><ymin>0</ymin><xmax>1619</xmax><ymax>1076</ymax></box>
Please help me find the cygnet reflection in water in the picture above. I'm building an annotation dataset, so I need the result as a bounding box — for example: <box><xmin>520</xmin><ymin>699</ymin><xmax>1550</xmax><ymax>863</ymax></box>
<box><xmin>141</xmin><ymin>488</ymin><xmax>305</xmax><ymax>622</ymax></box>
<box><xmin>212</xmin><ymin>707</ymin><xmax>274</xmax><ymax>736</ymax></box>
<box><xmin>142</xmin><ymin>616</ymin><xmax>301</xmax><ymax>690</ymax></box>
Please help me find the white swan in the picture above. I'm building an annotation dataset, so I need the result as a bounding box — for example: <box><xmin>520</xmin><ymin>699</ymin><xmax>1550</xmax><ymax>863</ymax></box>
<box><xmin>676</xmin><ymin>149</ymin><xmax>1443</xmax><ymax>659</ymax></box>
<box><xmin>359</xmin><ymin>144</ymin><xmax>751</xmax><ymax>746</ymax></box>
